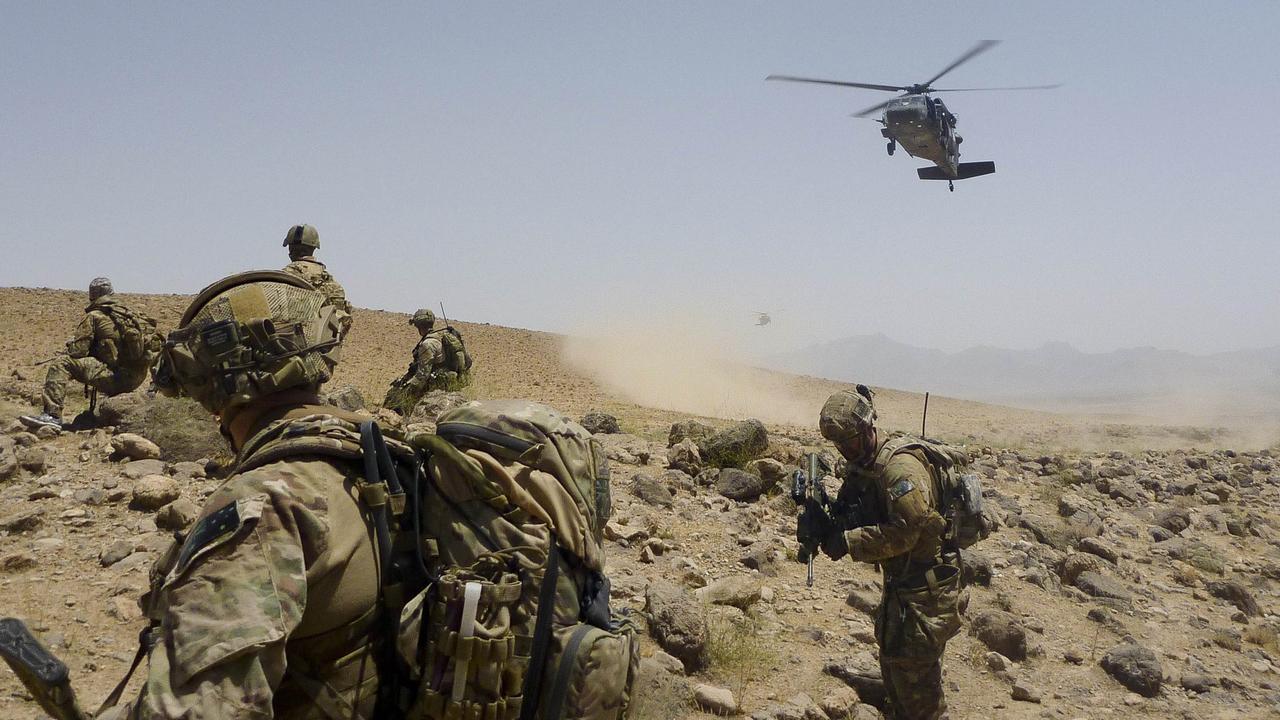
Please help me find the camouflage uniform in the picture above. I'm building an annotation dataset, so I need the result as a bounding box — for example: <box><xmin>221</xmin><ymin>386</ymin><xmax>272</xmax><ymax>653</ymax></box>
<box><xmin>111</xmin><ymin>407</ymin><xmax>384</xmax><ymax>720</ymax></box>
<box><xmin>282</xmin><ymin>224</ymin><xmax>352</xmax><ymax>339</ymax></box>
<box><xmin>41</xmin><ymin>296</ymin><xmax>152</xmax><ymax>417</ymax></box>
<box><xmin>838</xmin><ymin>441</ymin><xmax>959</xmax><ymax>720</ymax></box>
<box><xmin>104</xmin><ymin>271</ymin><xmax>385</xmax><ymax>719</ymax></box>
<box><xmin>383</xmin><ymin>311</ymin><xmax>471</xmax><ymax>415</ymax></box>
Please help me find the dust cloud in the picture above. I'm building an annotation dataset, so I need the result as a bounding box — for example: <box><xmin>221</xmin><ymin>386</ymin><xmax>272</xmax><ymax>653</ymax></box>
<box><xmin>562</xmin><ymin>320</ymin><xmax>818</xmax><ymax>427</ymax></box>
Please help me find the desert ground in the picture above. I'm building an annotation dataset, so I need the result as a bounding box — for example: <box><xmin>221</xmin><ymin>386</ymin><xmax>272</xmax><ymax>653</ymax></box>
<box><xmin>0</xmin><ymin>287</ymin><xmax>1277</xmax><ymax>719</ymax></box>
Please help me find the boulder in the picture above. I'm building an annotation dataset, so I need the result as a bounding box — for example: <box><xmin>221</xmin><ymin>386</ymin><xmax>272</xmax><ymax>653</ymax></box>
<box><xmin>1101</xmin><ymin>643</ymin><xmax>1162</xmax><ymax>697</ymax></box>
<box><xmin>1055</xmin><ymin>553</ymin><xmax>1102</xmax><ymax>585</ymax></box>
<box><xmin>716</xmin><ymin>468</ymin><xmax>771</xmax><ymax>502</ymax></box>
<box><xmin>693</xmin><ymin>684</ymin><xmax>736</xmax><ymax>715</ymax></box>
<box><xmin>659</xmin><ymin>469</ymin><xmax>696</xmax><ymax>495</ymax></box>
<box><xmin>701</xmin><ymin>419</ymin><xmax>768</xmax><ymax>468</ymax></box>
<box><xmin>131</xmin><ymin>475</ymin><xmax>181</xmax><ymax>511</ymax></box>
<box><xmin>96</xmin><ymin>389</ymin><xmax>149</xmax><ymax>428</ymax></box>
<box><xmin>645</xmin><ymin>581</ymin><xmax>709</xmax><ymax>672</ymax></box>
<box><xmin>1154</xmin><ymin>507</ymin><xmax>1191</xmax><ymax>533</ymax></box>
<box><xmin>111</xmin><ymin>433</ymin><xmax>162</xmax><ymax>461</ymax></box>
<box><xmin>322</xmin><ymin>385</ymin><xmax>367</xmax><ymax>412</ymax></box>
<box><xmin>122</xmin><ymin>458</ymin><xmax>167</xmax><ymax>479</ymax></box>
<box><xmin>155</xmin><ymin>498</ymin><xmax>201</xmax><ymax>532</ymax></box>
<box><xmin>668</xmin><ymin>420</ymin><xmax>715</xmax><ymax>448</ymax></box>
<box><xmin>739</xmin><ymin>544</ymin><xmax>785</xmax><ymax>576</ymax></box>
<box><xmin>666</xmin><ymin>439</ymin><xmax>702</xmax><ymax>476</ymax></box>
<box><xmin>0</xmin><ymin>508</ymin><xmax>44</xmax><ymax>534</ymax></box>
<box><xmin>696</xmin><ymin>575</ymin><xmax>762</xmax><ymax>609</ymax></box>
<box><xmin>16</xmin><ymin>447</ymin><xmax>47</xmax><ymax>473</ymax></box>
<box><xmin>1206</xmin><ymin>580</ymin><xmax>1260</xmax><ymax>617</ymax></box>
<box><xmin>0</xmin><ymin>449</ymin><xmax>17</xmax><ymax>481</ymax></box>
<box><xmin>1073</xmin><ymin>571</ymin><xmax>1132</xmax><ymax>603</ymax></box>
<box><xmin>580</xmin><ymin>412</ymin><xmax>621</xmax><ymax>435</ymax></box>
<box><xmin>968</xmin><ymin>610</ymin><xmax>1027</xmax><ymax>661</ymax></box>
<box><xmin>1077</xmin><ymin>536</ymin><xmax>1120</xmax><ymax>564</ymax></box>
<box><xmin>630</xmin><ymin>473</ymin><xmax>674</xmax><ymax>508</ymax></box>
<box><xmin>744</xmin><ymin>458</ymin><xmax>788</xmax><ymax>495</ymax></box>
<box><xmin>823</xmin><ymin>657</ymin><xmax>887</xmax><ymax>710</ymax></box>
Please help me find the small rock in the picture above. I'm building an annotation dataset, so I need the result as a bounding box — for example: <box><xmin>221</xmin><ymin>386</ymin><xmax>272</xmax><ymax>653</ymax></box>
<box><xmin>666</xmin><ymin>439</ymin><xmax>702</xmax><ymax>476</ymax></box>
<box><xmin>693</xmin><ymin>683</ymin><xmax>736</xmax><ymax>715</ymax></box>
<box><xmin>0</xmin><ymin>508</ymin><xmax>45</xmax><ymax>533</ymax></box>
<box><xmin>696</xmin><ymin>575</ymin><xmax>762</xmax><ymax>609</ymax></box>
<box><xmin>969</xmin><ymin>610</ymin><xmax>1027</xmax><ymax>661</ymax></box>
<box><xmin>122</xmin><ymin>458</ymin><xmax>167</xmax><ymax>479</ymax></box>
<box><xmin>322</xmin><ymin>385</ymin><xmax>366</xmax><ymax>412</ymax></box>
<box><xmin>131</xmin><ymin>475</ymin><xmax>181</xmax><ymax>511</ymax></box>
<box><xmin>0</xmin><ymin>450</ymin><xmax>17</xmax><ymax>480</ymax></box>
<box><xmin>647</xmin><ymin>650</ymin><xmax>685</xmax><ymax>676</ymax></box>
<box><xmin>1077</xmin><ymin>536</ymin><xmax>1120</xmax><ymax>563</ymax></box>
<box><xmin>668</xmin><ymin>420</ymin><xmax>715</xmax><ymax>447</ymax></box>
<box><xmin>580</xmin><ymin>412</ymin><xmax>621</xmax><ymax>435</ymax></box>
<box><xmin>16</xmin><ymin>446</ymin><xmax>47</xmax><ymax>473</ymax></box>
<box><xmin>1011</xmin><ymin>683</ymin><xmax>1041</xmax><ymax>703</ymax></box>
<box><xmin>1180</xmin><ymin>673</ymin><xmax>1214</xmax><ymax>693</ymax></box>
<box><xmin>155</xmin><ymin>498</ymin><xmax>200</xmax><ymax>532</ymax></box>
<box><xmin>107</xmin><ymin>596</ymin><xmax>142</xmax><ymax>622</ymax></box>
<box><xmin>99</xmin><ymin>540</ymin><xmax>135</xmax><ymax>567</ymax></box>
<box><xmin>819</xmin><ymin>686</ymin><xmax>861</xmax><ymax>719</ymax></box>
<box><xmin>1073</xmin><ymin>571</ymin><xmax>1132</xmax><ymax>603</ymax></box>
<box><xmin>1100</xmin><ymin>643</ymin><xmax>1162</xmax><ymax>697</ymax></box>
<box><xmin>111</xmin><ymin>433</ymin><xmax>162</xmax><ymax>461</ymax></box>
<box><xmin>716</xmin><ymin>467</ymin><xmax>771</xmax><ymax>502</ymax></box>
<box><xmin>1154</xmin><ymin>507</ymin><xmax>1191</xmax><ymax>533</ymax></box>
<box><xmin>630</xmin><ymin>474</ymin><xmax>674</xmax><ymax>508</ymax></box>
<box><xmin>0</xmin><ymin>551</ymin><xmax>37</xmax><ymax>572</ymax></box>
<box><xmin>1205</xmin><ymin>580</ymin><xmax>1260</xmax><ymax>617</ymax></box>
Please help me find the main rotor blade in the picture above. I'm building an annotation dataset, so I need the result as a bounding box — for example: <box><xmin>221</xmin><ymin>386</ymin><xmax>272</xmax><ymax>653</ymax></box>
<box><xmin>766</xmin><ymin>75</ymin><xmax>905</xmax><ymax>92</ymax></box>
<box><xmin>851</xmin><ymin>98</ymin><xmax>896</xmax><ymax>118</ymax></box>
<box><xmin>922</xmin><ymin>39</ymin><xmax>999</xmax><ymax>87</ymax></box>
<box><xmin>930</xmin><ymin>84</ymin><xmax>1062</xmax><ymax>92</ymax></box>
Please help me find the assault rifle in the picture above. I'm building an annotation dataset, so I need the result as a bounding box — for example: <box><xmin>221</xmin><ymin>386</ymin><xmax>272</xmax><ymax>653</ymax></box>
<box><xmin>792</xmin><ymin>452</ymin><xmax>882</xmax><ymax>586</ymax></box>
<box><xmin>0</xmin><ymin>618</ymin><xmax>90</xmax><ymax>720</ymax></box>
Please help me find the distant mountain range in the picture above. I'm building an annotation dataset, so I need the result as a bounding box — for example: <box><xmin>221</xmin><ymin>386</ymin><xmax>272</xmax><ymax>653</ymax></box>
<box><xmin>768</xmin><ymin>334</ymin><xmax>1280</xmax><ymax>417</ymax></box>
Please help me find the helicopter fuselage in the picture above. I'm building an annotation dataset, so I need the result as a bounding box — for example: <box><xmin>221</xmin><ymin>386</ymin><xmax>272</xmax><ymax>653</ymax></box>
<box><xmin>880</xmin><ymin>94</ymin><xmax>960</xmax><ymax>176</ymax></box>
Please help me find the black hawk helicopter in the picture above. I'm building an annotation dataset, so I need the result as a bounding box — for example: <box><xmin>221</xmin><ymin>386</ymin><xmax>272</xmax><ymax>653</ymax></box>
<box><xmin>768</xmin><ymin>40</ymin><xmax>1058</xmax><ymax>190</ymax></box>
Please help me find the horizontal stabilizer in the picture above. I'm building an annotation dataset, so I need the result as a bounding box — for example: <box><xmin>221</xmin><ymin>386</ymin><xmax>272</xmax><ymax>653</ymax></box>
<box><xmin>917</xmin><ymin>161</ymin><xmax>996</xmax><ymax>181</ymax></box>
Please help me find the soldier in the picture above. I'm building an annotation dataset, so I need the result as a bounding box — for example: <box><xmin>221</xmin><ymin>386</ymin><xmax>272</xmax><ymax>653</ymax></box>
<box><xmin>99</xmin><ymin>270</ymin><xmax>385</xmax><ymax>718</ymax></box>
<box><xmin>801</xmin><ymin>386</ymin><xmax>964</xmax><ymax>720</ymax></box>
<box><xmin>382</xmin><ymin>308</ymin><xmax>473</xmax><ymax>415</ymax></box>
<box><xmin>21</xmin><ymin>277</ymin><xmax>159</xmax><ymax>430</ymax></box>
<box><xmin>281</xmin><ymin>224</ymin><xmax>353</xmax><ymax>338</ymax></box>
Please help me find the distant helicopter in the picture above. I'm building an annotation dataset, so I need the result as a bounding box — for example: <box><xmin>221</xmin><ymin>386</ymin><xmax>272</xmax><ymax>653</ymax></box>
<box><xmin>768</xmin><ymin>40</ymin><xmax>1058</xmax><ymax>191</ymax></box>
<box><xmin>753</xmin><ymin>312</ymin><xmax>772</xmax><ymax>327</ymax></box>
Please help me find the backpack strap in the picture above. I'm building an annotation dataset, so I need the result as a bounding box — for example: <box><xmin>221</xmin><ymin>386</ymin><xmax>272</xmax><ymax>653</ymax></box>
<box><xmin>518</xmin><ymin>548</ymin><xmax>561</xmax><ymax>720</ymax></box>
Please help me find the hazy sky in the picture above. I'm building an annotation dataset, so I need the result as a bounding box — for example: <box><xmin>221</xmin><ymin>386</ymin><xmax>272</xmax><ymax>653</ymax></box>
<box><xmin>3</xmin><ymin>2</ymin><xmax>1278</xmax><ymax>355</ymax></box>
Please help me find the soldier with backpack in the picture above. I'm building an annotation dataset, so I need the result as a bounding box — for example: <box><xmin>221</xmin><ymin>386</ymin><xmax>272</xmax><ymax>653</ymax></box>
<box><xmin>383</xmin><ymin>308</ymin><xmax>474</xmax><ymax>415</ymax></box>
<box><xmin>6</xmin><ymin>270</ymin><xmax>636</xmax><ymax>720</ymax></box>
<box><xmin>21</xmin><ymin>277</ymin><xmax>161</xmax><ymax>430</ymax></box>
<box><xmin>282</xmin><ymin>224</ymin><xmax>353</xmax><ymax>340</ymax></box>
<box><xmin>798</xmin><ymin>385</ymin><xmax>987</xmax><ymax>720</ymax></box>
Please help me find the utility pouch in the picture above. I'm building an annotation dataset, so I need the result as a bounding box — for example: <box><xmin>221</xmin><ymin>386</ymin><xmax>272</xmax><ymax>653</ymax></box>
<box><xmin>888</xmin><ymin>563</ymin><xmax>963</xmax><ymax>657</ymax></box>
<box><xmin>538</xmin><ymin>617</ymin><xmax>640</xmax><ymax>720</ymax></box>
<box><xmin>399</xmin><ymin>556</ymin><xmax>529</xmax><ymax>720</ymax></box>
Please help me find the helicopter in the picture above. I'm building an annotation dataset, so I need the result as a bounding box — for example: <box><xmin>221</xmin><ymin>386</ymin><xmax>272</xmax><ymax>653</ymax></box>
<box><xmin>753</xmin><ymin>312</ymin><xmax>772</xmax><ymax>327</ymax></box>
<box><xmin>768</xmin><ymin>40</ymin><xmax>1058</xmax><ymax>191</ymax></box>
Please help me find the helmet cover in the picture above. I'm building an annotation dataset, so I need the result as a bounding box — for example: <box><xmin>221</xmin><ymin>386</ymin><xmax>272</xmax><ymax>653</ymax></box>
<box><xmin>88</xmin><ymin>277</ymin><xmax>114</xmax><ymax>301</ymax></box>
<box><xmin>153</xmin><ymin>270</ymin><xmax>343</xmax><ymax>415</ymax></box>
<box><xmin>283</xmin><ymin>224</ymin><xmax>320</xmax><ymax>249</ymax></box>
<box><xmin>819</xmin><ymin>385</ymin><xmax>877</xmax><ymax>442</ymax></box>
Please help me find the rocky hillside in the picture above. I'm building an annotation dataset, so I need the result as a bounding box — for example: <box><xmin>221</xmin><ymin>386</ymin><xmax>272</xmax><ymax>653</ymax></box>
<box><xmin>0</xmin><ymin>287</ymin><xmax>1277</xmax><ymax>719</ymax></box>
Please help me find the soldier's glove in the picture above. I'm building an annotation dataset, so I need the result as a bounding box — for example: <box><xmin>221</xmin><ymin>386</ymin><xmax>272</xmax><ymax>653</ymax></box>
<box><xmin>821</xmin><ymin>524</ymin><xmax>849</xmax><ymax>562</ymax></box>
<box><xmin>795</xmin><ymin>503</ymin><xmax>830</xmax><ymax>563</ymax></box>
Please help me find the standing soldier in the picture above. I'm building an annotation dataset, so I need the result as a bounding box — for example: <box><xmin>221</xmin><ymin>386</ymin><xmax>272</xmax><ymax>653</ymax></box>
<box><xmin>281</xmin><ymin>223</ymin><xmax>353</xmax><ymax>339</ymax></box>
<box><xmin>382</xmin><ymin>308</ymin><xmax>473</xmax><ymax>415</ymax></box>
<box><xmin>800</xmin><ymin>386</ymin><xmax>965</xmax><ymax>720</ymax></box>
<box><xmin>98</xmin><ymin>270</ymin><xmax>387</xmax><ymax>718</ymax></box>
<box><xmin>21</xmin><ymin>277</ymin><xmax>160</xmax><ymax>430</ymax></box>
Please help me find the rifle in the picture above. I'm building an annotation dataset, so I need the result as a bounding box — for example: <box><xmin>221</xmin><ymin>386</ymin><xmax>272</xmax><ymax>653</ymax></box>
<box><xmin>0</xmin><ymin>618</ymin><xmax>90</xmax><ymax>720</ymax></box>
<box><xmin>791</xmin><ymin>452</ymin><xmax>831</xmax><ymax>587</ymax></box>
<box><xmin>34</xmin><ymin>353</ymin><xmax>66</xmax><ymax>367</ymax></box>
<box><xmin>792</xmin><ymin>452</ymin><xmax>882</xmax><ymax>586</ymax></box>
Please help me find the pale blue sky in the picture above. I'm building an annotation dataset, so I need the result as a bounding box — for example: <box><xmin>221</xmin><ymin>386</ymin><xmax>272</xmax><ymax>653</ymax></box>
<box><xmin>2</xmin><ymin>2</ymin><xmax>1277</xmax><ymax>355</ymax></box>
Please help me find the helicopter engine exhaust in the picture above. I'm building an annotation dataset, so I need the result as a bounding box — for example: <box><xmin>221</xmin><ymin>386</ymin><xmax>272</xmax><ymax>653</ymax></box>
<box><xmin>917</xmin><ymin>161</ymin><xmax>995</xmax><ymax>181</ymax></box>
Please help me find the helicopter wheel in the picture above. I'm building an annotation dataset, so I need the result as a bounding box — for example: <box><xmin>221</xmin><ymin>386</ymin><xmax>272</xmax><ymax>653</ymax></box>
<box><xmin>886</xmin><ymin>140</ymin><xmax>895</xmax><ymax>156</ymax></box>
<box><xmin>948</xmin><ymin>180</ymin><xmax>954</xmax><ymax>192</ymax></box>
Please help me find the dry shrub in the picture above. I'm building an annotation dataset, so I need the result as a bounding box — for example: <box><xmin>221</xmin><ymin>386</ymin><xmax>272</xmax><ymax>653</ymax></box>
<box><xmin>706</xmin><ymin>614</ymin><xmax>776</xmax><ymax>703</ymax></box>
<box><xmin>1244</xmin><ymin>625</ymin><xmax>1280</xmax><ymax>655</ymax></box>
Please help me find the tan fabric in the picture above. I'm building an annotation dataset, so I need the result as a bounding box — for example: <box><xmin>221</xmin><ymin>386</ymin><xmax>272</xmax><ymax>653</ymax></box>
<box><xmin>843</xmin><ymin>450</ymin><xmax>945</xmax><ymax>564</ymax></box>
<box><xmin>282</xmin><ymin>258</ymin><xmax>353</xmax><ymax>337</ymax></box>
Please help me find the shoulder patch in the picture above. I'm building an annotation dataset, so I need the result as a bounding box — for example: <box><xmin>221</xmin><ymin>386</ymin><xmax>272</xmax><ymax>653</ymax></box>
<box><xmin>176</xmin><ymin>502</ymin><xmax>241</xmax><ymax>572</ymax></box>
<box><xmin>887</xmin><ymin>478</ymin><xmax>915</xmax><ymax>501</ymax></box>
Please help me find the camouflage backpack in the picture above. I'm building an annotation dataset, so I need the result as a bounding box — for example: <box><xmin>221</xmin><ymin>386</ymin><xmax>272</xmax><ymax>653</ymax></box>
<box><xmin>872</xmin><ymin>437</ymin><xmax>990</xmax><ymax>550</ymax></box>
<box><xmin>215</xmin><ymin>403</ymin><xmax>637</xmax><ymax>719</ymax></box>
<box><xmin>401</xmin><ymin>399</ymin><xmax>638</xmax><ymax>720</ymax></box>
<box><xmin>432</xmin><ymin>327</ymin><xmax>473</xmax><ymax>374</ymax></box>
<box><xmin>97</xmin><ymin>302</ymin><xmax>162</xmax><ymax>366</ymax></box>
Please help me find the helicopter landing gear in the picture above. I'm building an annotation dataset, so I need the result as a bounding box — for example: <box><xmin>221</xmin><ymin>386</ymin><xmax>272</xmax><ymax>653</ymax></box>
<box><xmin>886</xmin><ymin>140</ymin><xmax>895</xmax><ymax>156</ymax></box>
<box><xmin>948</xmin><ymin>180</ymin><xmax>954</xmax><ymax>192</ymax></box>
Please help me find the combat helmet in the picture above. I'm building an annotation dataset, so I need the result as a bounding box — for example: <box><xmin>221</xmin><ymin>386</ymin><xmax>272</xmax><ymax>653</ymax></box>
<box><xmin>88</xmin><ymin>277</ymin><xmax>114</xmax><ymax>301</ymax></box>
<box><xmin>410</xmin><ymin>308</ymin><xmax>436</xmax><ymax>328</ymax></box>
<box><xmin>819</xmin><ymin>384</ymin><xmax>877</xmax><ymax>443</ymax></box>
<box><xmin>153</xmin><ymin>270</ymin><xmax>344</xmax><ymax>415</ymax></box>
<box><xmin>283</xmin><ymin>224</ymin><xmax>320</xmax><ymax>249</ymax></box>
